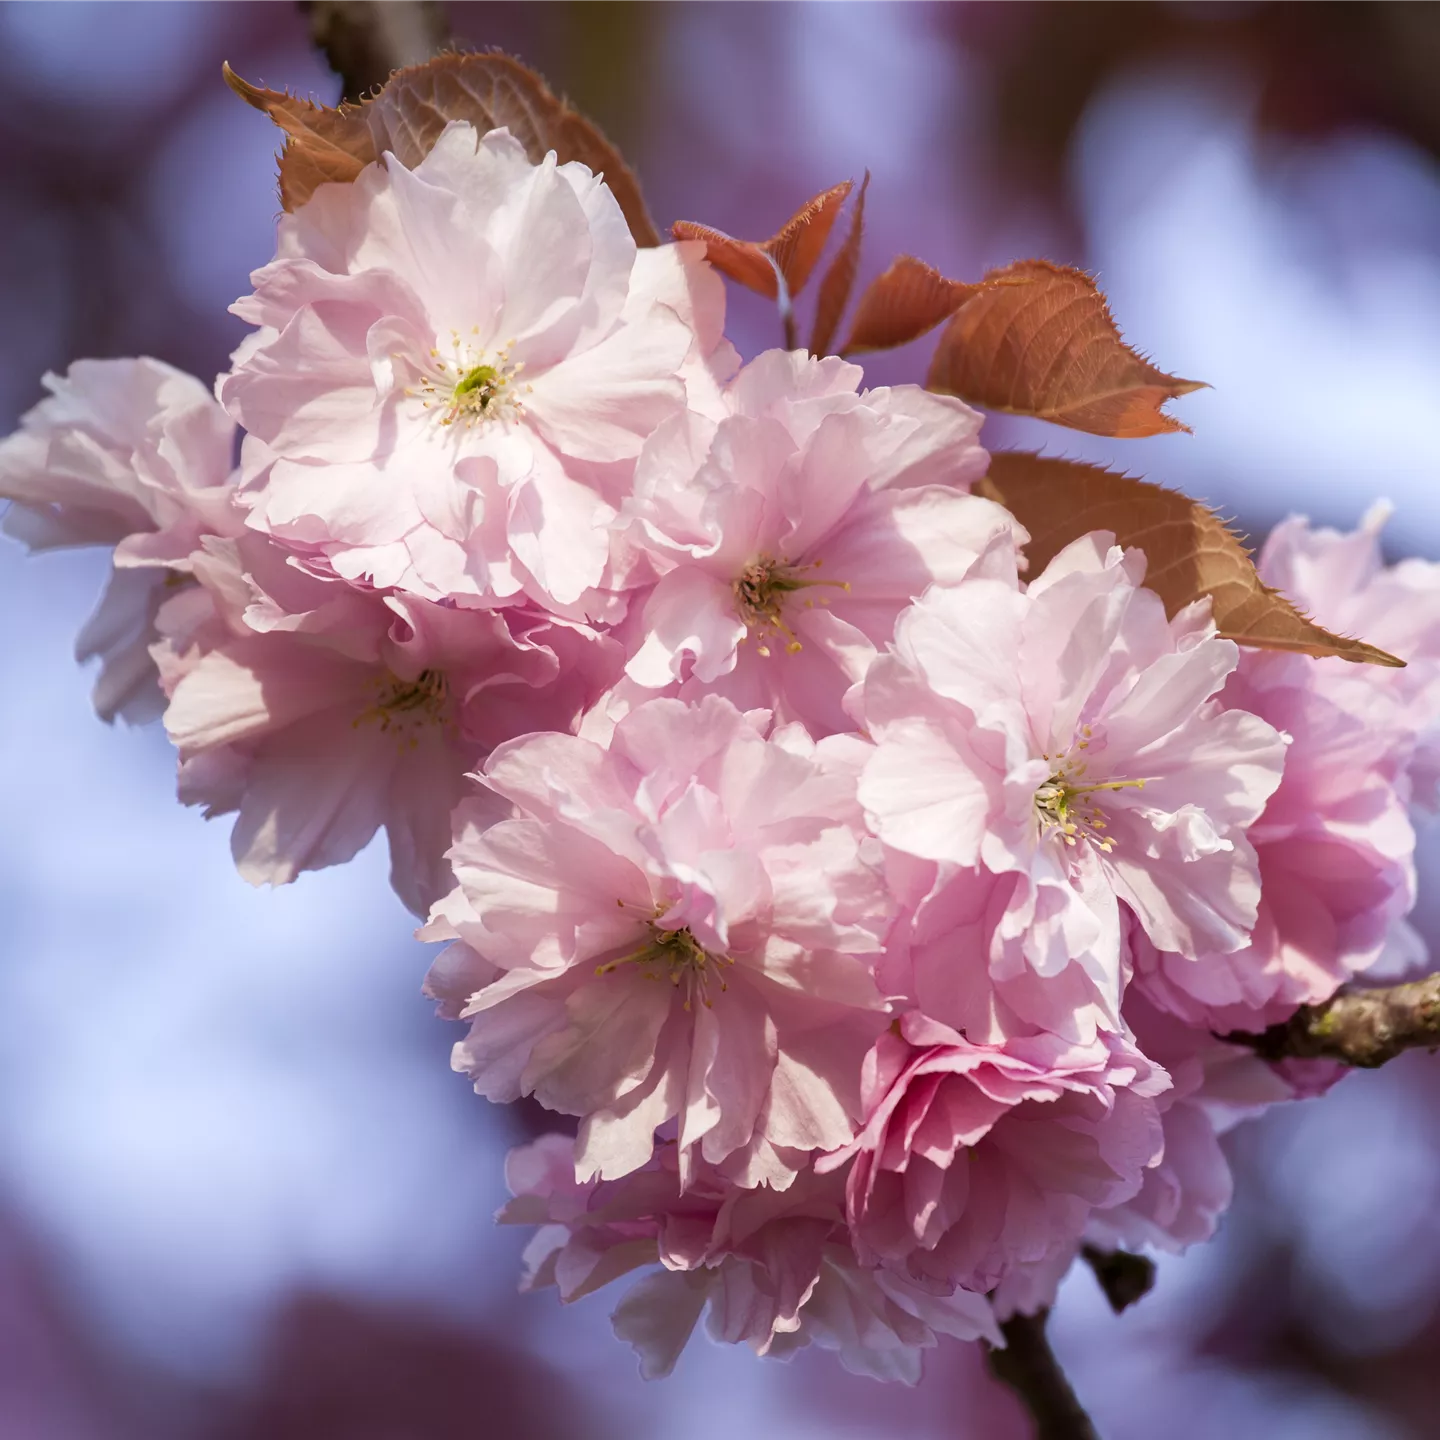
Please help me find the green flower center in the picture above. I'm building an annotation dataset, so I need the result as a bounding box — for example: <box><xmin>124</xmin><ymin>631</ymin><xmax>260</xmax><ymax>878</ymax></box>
<box><xmin>408</xmin><ymin>331</ymin><xmax>528</xmax><ymax>428</ymax></box>
<box><xmin>451</xmin><ymin>363</ymin><xmax>503</xmax><ymax>410</ymax></box>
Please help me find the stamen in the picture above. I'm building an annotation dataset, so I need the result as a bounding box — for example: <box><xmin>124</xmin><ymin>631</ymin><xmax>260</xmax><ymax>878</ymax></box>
<box><xmin>352</xmin><ymin>668</ymin><xmax>453</xmax><ymax>749</ymax></box>
<box><xmin>594</xmin><ymin>920</ymin><xmax>735</xmax><ymax>1012</ymax></box>
<box><xmin>1033</xmin><ymin>741</ymin><xmax>1148</xmax><ymax>854</ymax></box>
<box><xmin>407</xmin><ymin>334</ymin><xmax>526</xmax><ymax>428</ymax></box>
<box><xmin>733</xmin><ymin>555</ymin><xmax>850</xmax><ymax>655</ymax></box>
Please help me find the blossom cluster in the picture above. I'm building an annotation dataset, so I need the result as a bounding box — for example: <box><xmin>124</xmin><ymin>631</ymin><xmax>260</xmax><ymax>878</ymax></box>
<box><xmin>5</xmin><ymin>120</ymin><xmax>1440</xmax><ymax>1384</ymax></box>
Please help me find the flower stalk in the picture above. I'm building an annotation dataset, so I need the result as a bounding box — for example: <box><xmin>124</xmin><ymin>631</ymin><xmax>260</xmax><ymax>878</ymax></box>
<box><xmin>985</xmin><ymin>1311</ymin><xmax>1101</xmax><ymax>1440</ymax></box>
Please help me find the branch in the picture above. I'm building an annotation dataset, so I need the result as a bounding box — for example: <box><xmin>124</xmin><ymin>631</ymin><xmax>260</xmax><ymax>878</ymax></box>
<box><xmin>1226</xmin><ymin>972</ymin><xmax>1440</xmax><ymax>1068</ymax></box>
<box><xmin>986</xmin><ymin>1310</ymin><xmax>1101</xmax><ymax>1440</ymax></box>
<box><xmin>298</xmin><ymin>0</ymin><xmax>449</xmax><ymax>103</ymax></box>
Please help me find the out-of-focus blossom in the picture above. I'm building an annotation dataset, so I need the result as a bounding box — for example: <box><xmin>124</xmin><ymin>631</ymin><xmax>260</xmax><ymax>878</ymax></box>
<box><xmin>154</xmin><ymin>532</ymin><xmax>611</xmax><ymax>913</ymax></box>
<box><xmin>0</xmin><ymin>357</ymin><xmax>239</xmax><ymax>721</ymax></box>
<box><xmin>1256</xmin><ymin>505</ymin><xmax>1440</xmax><ymax>815</ymax></box>
<box><xmin>499</xmin><ymin>1132</ymin><xmax>998</xmax><ymax>1384</ymax></box>
<box><xmin>1132</xmin><ymin>508</ymin><xmax>1440</xmax><ymax>1033</ymax></box>
<box><xmin>423</xmin><ymin>695</ymin><xmax>892</xmax><ymax>1186</ymax></box>
<box><xmin>616</xmin><ymin>349</ymin><xmax>1000</xmax><ymax>734</ymax></box>
<box><xmin>224</xmin><ymin>124</ymin><xmax>736</xmax><ymax>616</ymax></box>
<box><xmin>1133</xmin><ymin>666</ymin><xmax>1418</xmax><ymax>1032</ymax></box>
<box><xmin>818</xmin><ymin>1013</ymin><xmax>1168</xmax><ymax>1292</ymax></box>
<box><xmin>857</xmin><ymin>535</ymin><xmax>1287</xmax><ymax>1033</ymax></box>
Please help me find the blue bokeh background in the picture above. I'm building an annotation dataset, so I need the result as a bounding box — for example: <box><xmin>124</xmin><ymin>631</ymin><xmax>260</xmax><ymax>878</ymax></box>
<box><xmin>3</xmin><ymin>4</ymin><xmax>1440</xmax><ymax>1436</ymax></box>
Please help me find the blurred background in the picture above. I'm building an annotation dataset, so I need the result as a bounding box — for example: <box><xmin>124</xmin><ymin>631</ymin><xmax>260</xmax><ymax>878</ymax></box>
<box><xmin>2</xmin><ymin>2</ymin><xmax>1440</xmax><ymax>1436</ymax></box>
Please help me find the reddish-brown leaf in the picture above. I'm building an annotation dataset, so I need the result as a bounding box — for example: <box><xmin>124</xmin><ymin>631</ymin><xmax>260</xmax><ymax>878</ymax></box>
<box><xmin>808</xmin><ymin>172</ymin><xmax>869</xmax><ymax>357</ymax></box>
<box><xmin>766</xmin><ymin>181</ymin><xmax>852</xmax><ymax>295</ymax></box>
<box><xmin>669</xmin><ymin>222</ymin><xmax>783</xmax><ymax>297</ymax></box>
<box><xmin>927</xmin><ymin>260</ymin><xmax>1206</xmax><ymax>437</ymax></box>
<box><xmin>224</xmin><ymin>53</ymin><xmax>661</xmax><ymax>246</ymax></box>
<box><xmin>977</xmin><ymin>452</ymin><xmax>1403</xmax><ymax>667</ymax></box>
<box><xmin>840</xmin><ymin>255</ymin><xmax>985</xmax><ymax>355</ymax></box>
<box><xmin>223</xmin><ymin>63</ymin><xmax>377</xmax><ymax>207</ymax></box>
<box><xmin>671</xmin><ymin>181</ymin><xmax>853</xmax><ymax>302</ymax></box>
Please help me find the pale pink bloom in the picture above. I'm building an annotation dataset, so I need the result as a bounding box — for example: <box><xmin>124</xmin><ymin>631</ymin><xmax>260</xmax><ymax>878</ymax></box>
<box><xmin>1088</xmin><ymin>982</ymin><xmax>1357</xmax><ymax>1256</ymax></box>
<box><xmin>498</xmin><ymin>1133</ymin><xmax>998</xmax><ymax>1383</ymax></box>
<box><xmin>154</xmin><ymin>533</ymin><xmax>609</xmax><ymax>913</ymax></box>
<box><xmin>819</xmin><ymin>1013</ymin><xmax>1168</xmax><ymax>1293</ymax></box>
<box><xmin>1084</xmin><ymin>994</ymin><xmax>1235</xmax><ymax>1254</ymax></box>
<box><xmin>1132</xmin><ymin>664</ymin><xmax>1417</xmax><ymax>1032</ymax></box>
<box><xmin>224</xmin><ymin>123</ymin><xmax>736</xmax><ymax>615</ymax></box>
<box><xmin>878</xmin><ymin>849</ymin><xmax>1121</xmax><ymax>1047</ymax></box>
<box><xmin>989</xmin><ymin>1246</ymin><xmax>1081</xmax><ymax>1322</ymax></box>
<box><xmin>1256</xmin><ymin>503</ymin><xmax>1440</xmax><ymax>814</ymax></box>
<box><xmin>857</xmin><ymin>535</ymin><xmax>1287</xmax><ymax>1029</ymax></box>
<box><xmin>617</xmin><ymin>349</ymin><xmax>1003</xmax><ymax>734</ymax></box>
<box><xmin>1127</xmin><ymin>505</ymin><xmax>1431</xmax><ymax>1032</ymax></box>
<box><xmin>0</xmin><ymin>358</ymin><xmax>239</xmax><ymax>721</ymax></box>
<box><xmin>422</xmin><ymin>695</ymin><xmax>893</xmax><ymax>1186</ymax></box>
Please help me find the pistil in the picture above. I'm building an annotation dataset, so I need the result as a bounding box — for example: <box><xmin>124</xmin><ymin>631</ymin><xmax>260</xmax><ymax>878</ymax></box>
<box><xmin>410</xmin><ymin>330</ymin><xmax>528</xmax><ymax>427</ymax></box>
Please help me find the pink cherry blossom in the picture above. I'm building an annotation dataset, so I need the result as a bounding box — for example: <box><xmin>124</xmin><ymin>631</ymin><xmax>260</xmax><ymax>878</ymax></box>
<box><xmin>1122</xmin><ymin>506</ymin><xmax>1432</xmax><ymax>1034</ymax></box>
<box><xmin>1255</xmin><ymin>504</ymin><xmax>1440</xmax><ymax>815</ymax></box>
<box><xmin>818</xmin><ymin>1013</ymin><xmax>1168</xmax><ymax>1293</ymax></box>
<box><xmin>877</xmin><ymin>849</ymin><xmax>1122</xmax><ymax>1047</ymax></box>
<box><xmin>154</xmin><ymin>532</ymin><xmax>612</xmax><ymax>914</ymax></box>
<box><xmin>422</xmin><ymin>695</ymin><xmax>893</xmax><ymax>1186</ymax></box>
<box><xmin>498</xmin><ymin>1132</ymin><xmax>998</xmax><ymax>1383</ymax></box>
<box><xmin>1084</xmin><ymin>994</ymin><xmax>1236</xmax><ymax>1254</ymax></box>
<box><xmin>1132</xmin><ymin>662</ymin><xmax>1417</xmax><ymax>1033</ymax></box>
<box><xmin>856</xmin><ymin>534</ymin><xmax>1287</xmax><ymax>1030</ymax></box>
<box><xmin>0</xmin><ymin>357</ymin><xmax>240</xmax><ymax>721</ymax></box>
<box><xmin>615</xmin><ymin>349</ymin><xmax>1005</xmax><ymax>735</ymax></box>
<box><xmin>224</xmin><ymin>123</ymin><xmax>736</xmax><ymax>616</ymax></box>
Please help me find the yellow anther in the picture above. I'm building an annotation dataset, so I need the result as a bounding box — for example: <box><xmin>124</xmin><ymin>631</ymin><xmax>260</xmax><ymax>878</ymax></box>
<box><xmin>732</xmin><ymin>553</ymin><xmax>850</xmax><ymax>654</ymax></box>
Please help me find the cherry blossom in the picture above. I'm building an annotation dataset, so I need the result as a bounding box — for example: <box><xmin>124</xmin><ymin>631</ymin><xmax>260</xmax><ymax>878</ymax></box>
<box><xmin>616</xmin><ymin>349</ymin><xmax>1004</xmax><ymax>735</ymax></box>
<box><xmin>422</xmin><ymin>695</ymin><xmax>893</xmax><ymax>1186</ymax></box>
<box><xmin>1132</xmin><ymin>662</ymin><xmax>1418</xmax><ymax>1033</ymax></box>
<box><xmin>818</xmin><ymin>1013</ymin><xmax>1168</xmax><ymax>1293</ymax></box>
<box><xmin>0</xmin><ymin>357</ymin><xmax>239</xmax><ymax>721</ymax></box>
<box><xmin>857</xmin><ymin>534</ymin><xmax>1288</xmax><ymax>1030</ymax></box>
<box><xmin>154</xmin><ymin>532</ymin><xmax>612</xmax><ymax>914</ymax></box>
<box><xmin>498</xmin><ymin>1132</ymin><xmax>998</xmax><ymax>1383</ymax></box>
<box><xmin>224</xmin><ymin>123</ymin><xmax>736</xmax><ymax>616</ymax></box>
<box><xmin>1255</xmin><ymin>505</ymin><xmax>1440</xmax><ymax>815</ymax></box>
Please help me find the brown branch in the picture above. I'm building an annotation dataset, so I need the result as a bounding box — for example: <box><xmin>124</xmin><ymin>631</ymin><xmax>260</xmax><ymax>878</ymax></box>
<box><xmin>1226</xmin><ymin>972</ymin><xmax>1440</xmax><ymax>1069</ymax></box>
<box><xmin>986</xmin><ymin>1310</ymin><xmax>1101</xmax><ymax>1440</ymax></box>
<box><xmin>298</xmin><ymin>0</ymin><xmax>450</xmax><ymax>103</ymax></box>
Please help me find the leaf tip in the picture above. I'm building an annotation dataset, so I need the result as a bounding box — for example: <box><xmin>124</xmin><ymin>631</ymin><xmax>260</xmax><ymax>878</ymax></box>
<box><xmin>222</xmin><ymin>61</ymin><xmax>266</xmax><ymax>109</ymax></box>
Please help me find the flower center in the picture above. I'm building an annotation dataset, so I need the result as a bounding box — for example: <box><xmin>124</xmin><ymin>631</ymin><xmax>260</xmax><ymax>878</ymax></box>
<box><xmin>411</xmin><ymin>331</ymin><xmax>528</xmax><ymax>427</ymax></box>
<box><xmin>733</xmin><ymin>555</ymin><xmax>849</xmax><ymax>658</ymax></box>
<box><xmin>594</xmin><ymin>919</ymin><xmax>735</xmax><ymax>1012</ymax></box>
<box><xmin>1033</xmin><ymin>730</ymin><xmax>1147</xmax><ymax>853</ymax></box>
<box><xmin>353</xmin><ymin>668</ymin><xmax>453</xmax><ymax>746</ymax></box>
